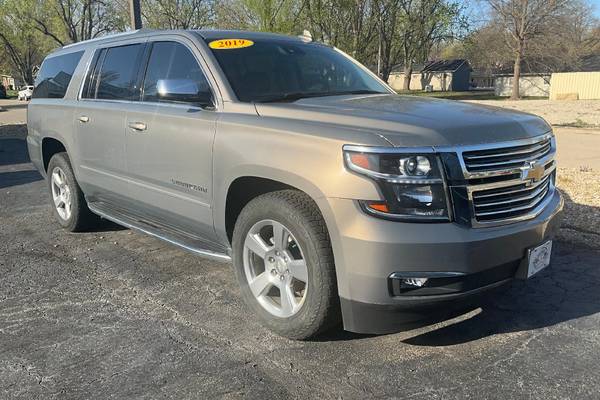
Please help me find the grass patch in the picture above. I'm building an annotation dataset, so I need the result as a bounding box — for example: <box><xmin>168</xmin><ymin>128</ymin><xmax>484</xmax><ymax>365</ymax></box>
<box><xmin>555</xmin><ymin>118</ymin><xmax>600</xmax><ymax>129</ymax></box>
<box><xmin>396</xmin><ymin>90</ymin><xmax>501</xmax><ymax>100</ymax></box>
<box><xmin>5</xmin><ymin>90</ymin><xmax>18</xmax><ymax>99</ymax></box>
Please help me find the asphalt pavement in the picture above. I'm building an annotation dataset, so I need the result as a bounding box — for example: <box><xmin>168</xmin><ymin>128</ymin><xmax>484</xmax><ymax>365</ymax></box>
<box><xmin>1</xmin><ymin>121</ymin><xmax>600</xmax><ymax>399</ymax></box>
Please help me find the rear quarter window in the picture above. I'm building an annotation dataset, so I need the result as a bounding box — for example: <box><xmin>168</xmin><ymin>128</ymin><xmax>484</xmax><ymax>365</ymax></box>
<box><xmin>33</xmin><ymin>51</ymin><xmax>84</xmax><ymax>99</ymax></box>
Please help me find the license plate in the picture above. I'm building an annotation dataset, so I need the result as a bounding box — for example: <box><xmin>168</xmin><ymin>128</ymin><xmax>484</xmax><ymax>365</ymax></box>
<box><xmin>527</xmin><ymin>240</ymin><xmax>552</xmax><ymax>278</ymax></box>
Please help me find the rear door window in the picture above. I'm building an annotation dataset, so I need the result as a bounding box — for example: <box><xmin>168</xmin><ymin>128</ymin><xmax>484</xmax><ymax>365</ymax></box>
<box><xmin>33</xmin><ymin>51</ymin><xmax>84</xmax><ymax>99</ymax></box>
<box><xmin>95</xmin><ymin>44</ymin><xmax>144</xmax><ymax>100</ymax></box>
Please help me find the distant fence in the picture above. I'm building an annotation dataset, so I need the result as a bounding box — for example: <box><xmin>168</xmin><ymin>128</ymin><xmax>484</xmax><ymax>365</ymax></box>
<box><xmin>550</xmin><ymin>72</ymin><xmax>600</xmax><ymax>100</ymax></box>
<box><xmin>494</xmin><ymin>74</ymin><xmax>550</xmax><ymax>97</ymax></box>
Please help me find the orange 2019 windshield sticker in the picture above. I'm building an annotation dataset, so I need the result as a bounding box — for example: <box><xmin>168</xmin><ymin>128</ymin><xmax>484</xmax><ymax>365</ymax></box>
<box><xmin>209</xmin><ymin>39</ymin><xmax>254</xmax><ymax>50</ymax></box>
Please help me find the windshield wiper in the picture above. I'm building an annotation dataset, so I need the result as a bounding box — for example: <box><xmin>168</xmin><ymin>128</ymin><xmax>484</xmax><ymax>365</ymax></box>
<box><xmin>256</xmin><ymin>90</ymin><xmax>385</xmax><ymax>103</ymax></box>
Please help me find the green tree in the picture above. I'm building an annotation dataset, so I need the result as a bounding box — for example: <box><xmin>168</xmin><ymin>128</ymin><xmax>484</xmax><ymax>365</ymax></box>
<box><xmin>0</xmin><ymin>0</ymin><xmax>53</xmax><ymax>84</ymax></box>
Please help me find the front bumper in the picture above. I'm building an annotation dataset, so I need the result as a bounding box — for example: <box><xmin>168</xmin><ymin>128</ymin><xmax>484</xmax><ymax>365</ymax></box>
<box><xmin>321</xmin><ymin>190</ymin><xmax>564</xmax><ymax>334</ymax></box>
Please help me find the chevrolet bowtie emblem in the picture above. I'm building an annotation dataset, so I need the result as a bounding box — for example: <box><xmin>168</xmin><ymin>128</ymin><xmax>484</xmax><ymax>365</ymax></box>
<box><xmin>521</xmin><ymin>161</ymin><xmax>545</xmax><ymax>183</ymax></box>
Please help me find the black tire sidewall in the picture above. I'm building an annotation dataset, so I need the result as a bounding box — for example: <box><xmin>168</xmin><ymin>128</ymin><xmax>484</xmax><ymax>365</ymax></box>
<box><xmin>232</xmin><ymin>192</ymin><xmax>335</xmax><ymax>339</ymax></box>
<box><xmin>47</xmin><ymin>153</ymin><xmax>84</xmax><ymax>231</ymax></box>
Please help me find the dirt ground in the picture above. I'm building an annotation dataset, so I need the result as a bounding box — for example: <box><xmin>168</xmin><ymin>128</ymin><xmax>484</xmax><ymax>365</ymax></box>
<box><xmin>467</xmin><ymin>99</ymin><xmax>600</xmax><ymax>127</ymax></box>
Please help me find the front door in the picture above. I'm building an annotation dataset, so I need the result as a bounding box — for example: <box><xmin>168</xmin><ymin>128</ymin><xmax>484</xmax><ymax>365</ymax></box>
<box><xmin>124</xmin><ymin>40</ymin><xmax>218</xmax><ymax>241</ymax></box>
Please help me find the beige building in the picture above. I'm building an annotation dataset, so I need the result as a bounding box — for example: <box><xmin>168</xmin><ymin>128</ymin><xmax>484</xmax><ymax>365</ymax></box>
<box><xmin>494</xmin><ymin>74</ymin><xmax>551</xmax><ymax>97</ymax></box>
<box><xmin>550</xmin><ymin>72</ymin><xmax>600</xmax><ymax>100</ymax></box>
<box><xmin>1</xmin><ymin>74</ymin><xmax>17</xmax><ymax>90</ymax></box>
<box><xmin>388</xmin><ymin>59</ymin><xmax>472</xmax><ymax>92</ymax></box>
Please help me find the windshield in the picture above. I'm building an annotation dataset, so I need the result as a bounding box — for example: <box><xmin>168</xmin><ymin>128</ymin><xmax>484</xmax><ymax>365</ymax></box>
<box><xmin>203</xmin><ymin>37</ymin><xmax>390</xmax><ymax>103</ymax></box>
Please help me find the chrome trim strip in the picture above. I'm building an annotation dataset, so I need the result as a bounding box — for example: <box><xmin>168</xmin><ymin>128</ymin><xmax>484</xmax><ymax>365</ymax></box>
<box><xmin>389</xmin><ymin>271</ymin><xmax>466</xmax><ymax>279</ymax></box>
<box><xmin>474</xmin><ymin>180</ymin><xmax>550</xmax><ymax>208</ymax></box>
<box><xmin>474</xmin><ymin>174</ymin><xmax>551</xmax><ymax>199</ymax></box>
<box><xmin>463</xmin><ymin>140</ymin><xmax>551</xmax><ymax>160</ymax></box>
<box><xmin>467</xmin><ymin>163</ymin><xmax>555</xmax><ymax>193</ymax></box>
<box><xmin>436</xmin><ymin>132</ymin><xmax>553</xmax><ymax>153</ymax></box>
<box><xmin>469</xmin><ymin>187</ymin><xmax>556</xmax><ymax>227</ymax></box>
<box><xmin>343</xmin><ymin>147</ymin><xmax>443</xmax><ymax>184</ymax></box>
<box><xmin>435</xmin><ymin>132</ymin><xmax>555</xmax><ymax>180</ymax></box>
<box><xmin>343</xmin><ymin>144</ymin><xmax>436</xmax><ymax>154</ymax></box>
<box><xmin>464</xmin><ymin>149</ymin><xmax>552</xmax><ymax>169</ymax></box>
<box><xmin>475</xmin><ymin>187</ymin><xmax>549</xmax><ymax>216</ymax></box>
<box><xmin>88</xmin><ymin>204</ymin><xmax>232</xmax><ymax>262</ymax></box>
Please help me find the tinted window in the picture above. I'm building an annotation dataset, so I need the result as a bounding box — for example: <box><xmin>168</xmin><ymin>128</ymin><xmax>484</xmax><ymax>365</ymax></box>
<box><xmin>96</xmin><ymin>44</ymin><xmax>143</xmax><ymax>100</ymax></box>
<box><xmin>33</xmin><ymin>51</ymin><xmax>83</xmax><ymax>99</ymax></box>
<box><xmin>204</xmin><ymin>38</ymin><xmax>389</xmax><ymax>102</ymax></box>
<box><xmin>142</xmin><ymin>41</ymin><xmax>212</xmax><ymax>107</ymax></box>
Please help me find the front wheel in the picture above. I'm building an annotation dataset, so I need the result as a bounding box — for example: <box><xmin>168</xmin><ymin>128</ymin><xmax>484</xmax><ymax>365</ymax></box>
<box><xmin>232</xmin><ymin>190</ymin><xmax>340</xmax><ymax>340</ymax></box>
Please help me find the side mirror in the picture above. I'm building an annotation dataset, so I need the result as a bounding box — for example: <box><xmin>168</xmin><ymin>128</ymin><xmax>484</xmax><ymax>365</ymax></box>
<box><xmin>156</xmin><ymin>79</ymin><xmax>213</xmax><ymax>108</ymax></box>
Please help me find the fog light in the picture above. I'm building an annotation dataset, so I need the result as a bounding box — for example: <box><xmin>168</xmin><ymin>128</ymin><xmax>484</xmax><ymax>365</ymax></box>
<box><xmin>401</xmin><ymin>277</ymin><xmax>428</xmax><ymax>288</ymax></box>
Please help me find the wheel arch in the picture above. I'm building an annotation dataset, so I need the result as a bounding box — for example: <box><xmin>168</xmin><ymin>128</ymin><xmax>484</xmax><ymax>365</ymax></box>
<box><xmin>41</xmin><ymin>137</ymin><xmax>68</xmax><ymax>172</ymax></box>
<box><xmin>224</xmin><ymin>176</ymin><xmax>305</xmax><ymax>244</ymax></box>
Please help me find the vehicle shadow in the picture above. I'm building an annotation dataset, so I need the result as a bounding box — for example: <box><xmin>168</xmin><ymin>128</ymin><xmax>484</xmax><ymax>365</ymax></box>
<box><xmin>0</xmin><ymin>137</ymin><xmax>30</xmax><ymax>165</ymax></box>
<box><xmin>0</xmin><ymin>170</ymin><xmax>43</xmax><ymax>189</ymax></box>
<box><xmin>0</xmin><ymin>128</ymin><xmax>125</xmax><ymax>233</ymax></box>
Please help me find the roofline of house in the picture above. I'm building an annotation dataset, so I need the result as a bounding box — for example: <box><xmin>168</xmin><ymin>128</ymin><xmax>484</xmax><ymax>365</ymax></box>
<box><xmin>422</xmin><ymin>59</ymin><xmax>467</xmax><ymax>73</ymax></box>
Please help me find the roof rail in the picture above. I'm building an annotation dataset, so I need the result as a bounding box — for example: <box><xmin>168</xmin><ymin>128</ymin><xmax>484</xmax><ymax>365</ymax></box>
<box><xmin>61</xmin><ymin>29</ymin><xmax>152</xmax><ymax>49</ymax></box>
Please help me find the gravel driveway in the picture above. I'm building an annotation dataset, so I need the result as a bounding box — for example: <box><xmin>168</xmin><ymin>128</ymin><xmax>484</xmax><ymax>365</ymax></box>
<box><xmin>1</xmin><ymin>112</ymin><xmax>600</xmax><ymax>399</ymax></box>
<box><xmin>467</xmin><ymin>99</ymin><xmax>600</xmax><ymax>127</ymax></box>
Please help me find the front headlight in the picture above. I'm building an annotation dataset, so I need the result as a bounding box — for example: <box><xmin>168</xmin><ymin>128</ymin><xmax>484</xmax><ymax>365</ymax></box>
<box><xmin>343</xmin><ymin>145</ymin><xmax>451</xmax><ymax>221</ymax></box>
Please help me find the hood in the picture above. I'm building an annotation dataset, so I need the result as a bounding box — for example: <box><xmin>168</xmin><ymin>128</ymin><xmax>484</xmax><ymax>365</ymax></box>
<box><xmin>254</xmin><ymin>94</ymin><xmax>551</xmax><ymax>147</ymax></box>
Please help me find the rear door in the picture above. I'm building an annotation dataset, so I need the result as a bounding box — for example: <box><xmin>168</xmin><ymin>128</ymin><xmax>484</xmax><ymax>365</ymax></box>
<box><xmin>74</xmin><ymin>42</ymin><xmax>145</xmax><ymax>206</ymax></box>
<box><xmin>123</xmin><ymin>38</ymin><xmax>219</xmax><ymax>241</ymax></box>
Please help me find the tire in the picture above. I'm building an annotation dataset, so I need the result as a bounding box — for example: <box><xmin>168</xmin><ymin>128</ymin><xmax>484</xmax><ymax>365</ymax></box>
<box><xmin>232</xmin><ymin>190</ymin><xmax>341</xmax><ymax>340</ymax></box>
<box><xmin>47</xmin><ymin>152</ymin><xmax>99</xmax><ymax>232</ymax></box>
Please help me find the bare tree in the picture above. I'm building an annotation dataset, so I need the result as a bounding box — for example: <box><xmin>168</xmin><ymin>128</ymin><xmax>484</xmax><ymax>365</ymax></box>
<box><xmin>483</xmin><ymin>0</ymin><xmax>569</xmax><ymax>99</ymax></box>
<box><xmin>304</xmin><ymin>0</ymin><xmax>379</xmax><ymax>61</ymax></box>
<box><xmin>142</xmin><ymin>0</ymin><xmax>213</xmax><ymax>29</ymax></box>
<box><xmin>32</xmin><ymin>0</ymin><xmax>126</xmax><ymax>45</ymax></box>
<box><xmin>394</xmin><ymin>0</ymin><xmax>466</xmax><ymax>90</ymax></box>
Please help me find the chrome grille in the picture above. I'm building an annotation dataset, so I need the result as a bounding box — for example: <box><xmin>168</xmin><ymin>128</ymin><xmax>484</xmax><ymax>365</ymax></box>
<box><xmin>463</xmin><ymin>136</ymin><xmax>552</xmax><ymax>173</ymax></box>
<box><xmin>458</xmin><ymin>134</ymin><xmax>556</xmax><ymax>227</ymax></box>
<box><xmin>472</xmin><ymin>174</ymin><xmax>552</xmax><ymax>222</ymax></box>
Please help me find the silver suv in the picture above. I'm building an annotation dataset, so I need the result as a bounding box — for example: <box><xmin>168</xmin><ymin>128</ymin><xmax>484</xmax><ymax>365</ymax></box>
<box><xmin>28</xmin><ymin>29</ymin><xmax>563</xmax><ymax>339</ymax></box>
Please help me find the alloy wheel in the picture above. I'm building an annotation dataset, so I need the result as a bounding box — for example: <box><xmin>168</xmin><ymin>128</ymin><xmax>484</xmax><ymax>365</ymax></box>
<box><xmin>50</xmin><ymin>166</ymin><xmax>72</xmax><ymax>220</ymax></box>
<box><xmin>243</xmin><ymin>219</ymin><xmax>309</xmax><ymax>318</ymax></box>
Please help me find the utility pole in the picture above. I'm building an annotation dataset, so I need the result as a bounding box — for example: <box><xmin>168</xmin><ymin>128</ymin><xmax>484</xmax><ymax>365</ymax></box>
<box><xmin>129</xmin><ymin>0</ymin><xmax>142</xmax><ymax>30</ymax></box>
<box><xmin>377</xmin><ymin>12</ymin><xmax>382</xmax><ymax>77</ymax></box>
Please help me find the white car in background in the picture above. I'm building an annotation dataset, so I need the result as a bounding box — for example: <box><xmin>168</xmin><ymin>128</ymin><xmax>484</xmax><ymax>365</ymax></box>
<box><xmin>18</xmin><ymin>85</ymin><xmax>34</xmax><ymax>101</ymax></box>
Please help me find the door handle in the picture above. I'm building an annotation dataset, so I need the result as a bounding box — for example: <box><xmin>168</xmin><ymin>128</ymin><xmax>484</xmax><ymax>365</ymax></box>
<box><xmin>128</xmin><ymin>122</ymin><xmax>147</xmax><ymax>132</ymax></box>
<box><xmin>78</xmin><ymin>116</ymin><xmax>89</xmax><ymax>123</ymax></box>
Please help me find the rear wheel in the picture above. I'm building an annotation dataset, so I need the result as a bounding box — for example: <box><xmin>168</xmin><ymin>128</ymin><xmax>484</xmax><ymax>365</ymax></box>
<box><xmin>232</xmin><ymin>190</ymin><xmax>340</xmax><ymax>340</ymax></box>
<box><xmin>47</xmin><ymin>152</ymin><xmax>99</xmax><ymax>232</ymax></box>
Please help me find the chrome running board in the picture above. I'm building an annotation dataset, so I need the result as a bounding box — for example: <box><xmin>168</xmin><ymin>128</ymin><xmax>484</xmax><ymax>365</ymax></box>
<box><xmin>88</xmin><ymin>201</ymin><xmax>232</xmax><ymax>263</ymax></box>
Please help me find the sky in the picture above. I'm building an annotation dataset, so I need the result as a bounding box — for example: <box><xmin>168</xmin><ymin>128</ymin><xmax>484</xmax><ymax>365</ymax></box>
<box><xmin>461</xmin><ymin>0</ymin><xmax>600</xmax><ymax>25</ymax></box>
<box><xmin>591</xmin><ymin>0</ymin><xmax>600</xmax><ymax>17</ymax></box>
